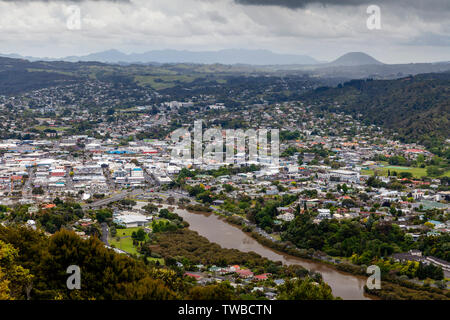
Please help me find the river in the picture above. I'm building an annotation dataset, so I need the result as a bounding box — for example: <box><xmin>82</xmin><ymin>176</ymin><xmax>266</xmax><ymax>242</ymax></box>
<box><xmin>172</xmin><ymin>207</ymin><xmax>372</xmax><ymax>300</ymax></box>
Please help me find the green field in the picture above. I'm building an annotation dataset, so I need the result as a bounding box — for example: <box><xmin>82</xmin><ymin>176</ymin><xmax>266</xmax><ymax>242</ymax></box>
<box><xmin>109</xmin><ymin>227</ymin><xmax>142</xmax><ymax>254</ymax></box>
<box><xmin>33</xmin><ymin>125</ymin><xmax>69</xmax><ymax>132</ymax></box>
<box><xmin>134</xmin><ymin>74</ymin><xmax>198</xmax><ymax>90</ymax></box>
<box><xmin>361</xmin><ymin>166</ymin><xmax>450</xmax><ymax>178</ymax></box>
<box><xmin>110</xmin><ymin>235</ymin><xmax>138</xmax><ymax>254</ymax></box>
<box><xmin>109</xmin><ymin>227</ymin><xmax>164</xmax><ymax>264</ymax></box>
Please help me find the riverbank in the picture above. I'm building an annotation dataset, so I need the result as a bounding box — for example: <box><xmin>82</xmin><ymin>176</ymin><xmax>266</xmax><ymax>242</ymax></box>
<box><xmin>224</xmin><ymin>214</ymin><xmax>367</xmax><ymax>274</ymax></box>
<box><xmin>210</xmin><ymin>209</ymin><xmax>376</xmax><ymax>291</ymax></box>
<box><xmin>196</xmin><ymin>206</ymin><xmax>370</xmax><ymax>276</ymax></box>
<box><xmin>186</xmin><ymin>207</ymin><xmax>449</xmax><ymax>300</ymax></box>
<box><xmin>173</xmin><ymin>205</ymin><xmax>372</xmax><ymax>300</ymax></box>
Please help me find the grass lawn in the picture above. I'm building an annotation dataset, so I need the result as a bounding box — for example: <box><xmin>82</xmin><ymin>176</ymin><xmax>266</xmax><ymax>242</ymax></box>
<box><xmin>134</xmin><ymin>74</ymin><xmax>197</xmax><ymax>90</ymax></box>
<box><xmin>110</xmin><ymin>236</ymin><xmax>138</xmax><ymax>254</ymax></box>
<box><xmin>109</xmin><ymin>227</ymin><xmax>143</xmax><ymax>255</ymax></box>
<box><xmin>110</xmin><ymin>227</ymin><xmax>145</xmax><ymax>254</ymax></box>
<box><xmin>34</xmin><ymin>125</ymin><xmax>69</xmax><ymax>132</ymax></box>
<box><xmin>271</xmin><ymin>234</ymin><xmax>282</xmax><ymax>241</ymax></box>
<box><xmin>114</xmin><ymin>227</ymin><xmax>143</xmax><ymax>238</ymax></box>
<box><xmin>109</xmin><ymin>227</ymin><xmax>164</xmax><ymax>265</ymax></box>
<box><xmin>361</xmin><ymin>166</ymin><xmax>450</xmax><ymax>178</ymax></box>
<box><xmin>147</xmin><ymin>257</ymin><xmax>165</xmax><ymax>264</ymax></box>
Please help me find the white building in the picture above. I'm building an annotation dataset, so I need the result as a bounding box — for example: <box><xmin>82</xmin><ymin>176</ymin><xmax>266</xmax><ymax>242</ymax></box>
<box><xmin>114</xmin><ymin>213</ymin><xmax>151</xmax><ymax>228</ymax></box>
<box><xmin>317</xmin><ymin>209</ymin><xmax>331</xmax><ymax>219</ymax></box>
<box><xmin>328</xmin><ymin>169</ymin><xmax>359</xmax><ymax>183</ymax></box>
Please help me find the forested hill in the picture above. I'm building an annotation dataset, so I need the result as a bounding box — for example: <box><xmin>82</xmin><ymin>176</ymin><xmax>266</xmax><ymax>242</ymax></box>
<box><xmin>302</xmin><ymin>72</ymin><xmax>450</xmax><ymax>149</ymax></box>
<box><xmin>0</xmin><ymin>226</ymin><xmax>182</xmax><ymax>300</ymax></box>
<box><xmin>0</xmin><ymin>57</ymin><xmax>84</xmax><ymax>95</ymax></box>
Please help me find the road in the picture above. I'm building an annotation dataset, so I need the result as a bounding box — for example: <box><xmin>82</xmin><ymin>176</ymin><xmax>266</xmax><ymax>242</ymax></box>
<box><xmin>24</xmin><ymin>166</ymin><xmax>35</xmax><ymax>197</ymax></box>
<box><xmin>102</xmin><ymin>166</ymin><xmax>115</xmax><ymax>192</ymax></box>
<box><xmin>135</xmin><ymin>161</ymin><xmax>157</xmax><ymax>186</ymax></box>
<box><xmin>82</xmin><ymin>188</ymin><xmax>145</xmax><ymax>209</ymax></box>
<box><xmin>153</xmin><ymin>190</ymin><xmax>189</xmax><ymax>200</ymax></box>
<box><xmin>101</xmin><ymin>222</ymin><xmax>109</xmax><ymax>245</ymax></box>
<box><xmin>65</xmin><ymin>166</ymin><xmax>74</xmax><ymax>190</ymax></box>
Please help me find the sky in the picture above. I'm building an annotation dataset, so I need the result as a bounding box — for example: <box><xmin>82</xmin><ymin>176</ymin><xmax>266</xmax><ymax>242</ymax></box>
<box><xmin>0</xmin><ymin>0</ymin><xmax>449</xmax><ymax>63</ymax></box>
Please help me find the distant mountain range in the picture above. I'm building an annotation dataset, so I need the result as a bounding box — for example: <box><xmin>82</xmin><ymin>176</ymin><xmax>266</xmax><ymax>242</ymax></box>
<box><xmin>0</xmin><ymin>49</ymin><xmax>321</xmax><ymax>66</ymax></box>
<box><xmin>1</xmin><ymin>49</ymin><xmax>450</xmax><ymax>83</ymax></box>
<box><xmin>3</xmin><ymin>49</ymin><xmax>448</xmax><ymax>75</ymax></box>
<box><xmin>2</xmin><ymin>49</ymin><xmax>449</xmax><ymax>72</ymax></box>
<box><xmin>0</xmin><ymin>49</ymin><xmax>395</xmax><ymax>67</ymax></box>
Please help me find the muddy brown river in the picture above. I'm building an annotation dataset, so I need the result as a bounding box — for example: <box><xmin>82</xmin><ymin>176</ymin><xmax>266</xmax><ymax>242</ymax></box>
<box><xmin>173</xmin><ymin>207</ymin><xmax>372</xmax><ymax>300</ymax></box>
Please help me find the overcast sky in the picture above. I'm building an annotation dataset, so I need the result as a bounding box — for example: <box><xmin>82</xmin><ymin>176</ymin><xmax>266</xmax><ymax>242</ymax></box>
<box><xmin>0</xmin><ymin>0</ymin><xmax>449</xmax><ymax>63</ymax></box>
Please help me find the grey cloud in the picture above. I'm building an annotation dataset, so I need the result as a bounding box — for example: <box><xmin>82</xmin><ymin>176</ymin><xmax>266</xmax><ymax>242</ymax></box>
<box><xmin>207</xmin><ymin>11</ymin><xmax>228</xmax><ymax>24</ymax></box>
<box><xmin>235</xmin><ymin>0</ymin><xmax>364</xmax><ymax>9</ymax></box>
<box><xmin>405</xmin><ymin>33</ymin><xmax>450</xmax><ymax>47</ymax></box>
<box><xmin>234</xmin><ymin>0</ymin><xmax>450</xmax><ymax>11</ymax></box>
<box><xmin>0</xmin><ymin>0</ymin><xmax>130</xmax><ymax>2</ymax></box>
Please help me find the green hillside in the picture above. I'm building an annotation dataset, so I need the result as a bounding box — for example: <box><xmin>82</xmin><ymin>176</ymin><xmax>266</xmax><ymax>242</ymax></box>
<box><xmin>302</xmin><ymin>72</ymin><xmax>450</xmax><ymax>149</ymax></box>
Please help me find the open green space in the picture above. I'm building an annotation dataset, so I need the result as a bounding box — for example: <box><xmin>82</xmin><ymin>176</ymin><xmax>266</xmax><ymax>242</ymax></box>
<box><xmin>134</xmin><ymin>74</ymin><xmax>198</xmax><ymax>90</ymax></box>
<box><xmin>109</xmin><ymin>227</ymin><xmax>164</xmax><ymax>264</ymax></box>
<box><xmin>361</xmin><ymin>166</ymin><xmax>450</xmax><ymax>178</ymax></box>
<box><xmin>33</xmin><ymin>125</ymin><xmax>69</xmax><ymax>132</ymax></box>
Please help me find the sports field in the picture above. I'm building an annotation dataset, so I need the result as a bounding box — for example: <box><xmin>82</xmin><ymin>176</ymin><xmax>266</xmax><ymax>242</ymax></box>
<box><xmin>361</xmin><ymin>166</ymin><xmax>450</xmax><ymax>178</ymax></box>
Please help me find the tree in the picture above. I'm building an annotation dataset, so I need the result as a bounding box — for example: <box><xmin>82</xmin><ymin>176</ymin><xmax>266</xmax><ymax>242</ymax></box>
<box><xmin>132</xmin><ymin>228</ymin><xmax>146</xmax><ymax>242</ymax></box>
<box><xmin>197</xmin><ymin>192</ymin><xmax>213</xmax><ymax>204</ymax></box>
<box><xmin>27</xmin><ymin>228</ymin><xmax>176</xmax><ymax>299</ymax></box>
<box><xmin>159</xmin><ymin>209</ymin><xmax>171</xmax><ymax>219</ymax></box>
<box><xmin>424</xmin><ymin>222</ymin><xmax>434</xmax><ymax>229</ymax></box>
<box><xmin>143</xmin><ymin>203</ymin><xmax>158</xmax><ymax>214</ymax></box>
<box><xmin>416</xmin><ymin>262</ymin><xmax>444</xmax><ymax>280</ymax></box>
<box><xmin>0</xmin><ymin>268</ymin><xmax>10</xmax><ymax>300</ymax></box>
<box><xmin>389</xmin><ymin>206</ymin><xmax>397</xmax><ymax>216</ymax></box>
<box><xmin>0</xmin><ymin>240</ymin><xmax>33</xmax><ymax>300</ymax></box>
<box><xmin>399</xmin><ymin>172</ymin><xmax>412</xmax><ymax>179</ymax></box>
<box><xmin>223</xmin><ymin>184</ymin><xmax>234</xmax><ymax>193</ymax></box>
<box><xmin>32</xmin><ymin>187</ymin><xmax>44</xmax><ymax>195</ymax></box>
<box><xmin>341</xmin><ymin>184</ymin><xmax>348</xmax><ymax>194</ymax></box>
<box><xmin>188</xmin><ymin>281</ymin><xmax>235</xmax><ymax>300</ymax></box>
<box><xmin>178</xmin><ymin>198</ymin><xmax>190</xmax><ymax>205</ymax></box>
<box><xmin>95</xmin><ymin>209</ymin><xmax>112</xmax><ymax>223</ymax></box>
<box><xmin>388</xmin><ymin>156</ymin><xmax>407</xmax><ymax>166</ymax></box>
<box><xmin>167</xmin><ymin>197</ymin><xmax>175</xmax><ymax>205</ymax></box>
<box><xmin>426</xmin><ymin>166</ymin><xmax>444</xmax><ymax>177</ymax></box>
<box><xmin>367</xmin><ymin>176</ymin><xmax>385</xmax><ymax>188</ymax></box>
<box><xmin>342</xmin><ymin>198</ymin><xmax>356</xmax><ymax>208</ymax></box>
<box><xmin>277</xmin><ymin>278</ymin><xmax>335</xmax><ymax>300</ymax></box>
